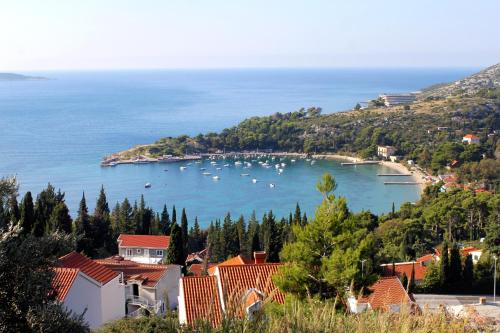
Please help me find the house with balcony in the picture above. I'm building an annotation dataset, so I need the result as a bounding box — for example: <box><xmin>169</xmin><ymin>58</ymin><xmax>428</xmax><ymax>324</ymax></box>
<box><xmin>55</xmin><ymin>252</ymin><xmax>126</xmax><ymax>329</ymax></box>
<box><xmin>377</xmin><ymin>145</ymin><xmax>396</xmax><ymax>159</ymax></box>
<box><xmin>117</xmin><ymin>234</ymin><xmax>170</xmax><ymax>264</ymax></box>
<box><xmin>96</xmin><ymin>256</ymin><xmax>181</xmax><ymax>317</ymax></box>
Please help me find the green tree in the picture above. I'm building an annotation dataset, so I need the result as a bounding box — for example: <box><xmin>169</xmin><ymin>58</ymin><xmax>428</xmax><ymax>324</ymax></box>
<box><xmin>160</xmin><ymin>204</ymin><xmax>171</xmax><ymax>235</ymax></box>
<box><xmin>20</xmin><ymin>191</ymin><xmax>35</xmax><ymax>235</ymax></box>
<box><xmin>93</xmin><ymin>186</ymin><xmax>114</xmax><ymax>255</ymax></box>
<box><xmin>439</xmin><ymin>242</ymin><xmax>450</xmax><ymax>289</ymax></box>
<box><xmin>180</xmin><ymin>208</ymin><xmax>189</xmax><ymax>260</ymax></box>
<box><xmin>448</xmin><ymin>243</ymin><xmax>462</xmax><ymax>289</ymax></box>
<box><xmin>120</xmin><ymin>198</ymin><xmax>134</xmax><ymax>234</ymax></box>
<box><xmin>462</xmin><ymin>254</ymin><xmax>474</xmax><ymax>292</ymax></box>
<box><xmin>74</xmin><ymin>193</ymin><xmax>95</xmax><ymax>257</ymax></box>
<box><xmin>50</xmin><ymin>202</ymin><xmax>72</xmax><ymax>234</ymax></box>
<box><xmin>165</xmin><ymin>223</ymin><xmax>184</xmax><ymax>266</ymax></box>
<box><xmin>9</xmin><ymin>193</ymin><xmax>20</xmax><ymax>225</ymax></box>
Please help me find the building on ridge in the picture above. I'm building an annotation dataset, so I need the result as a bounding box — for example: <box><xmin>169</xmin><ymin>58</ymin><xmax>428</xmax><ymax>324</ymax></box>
<box><xmin>117</xmin><ymin>234</ymin><xmax>170</xmax><ymax>264</ymax></box>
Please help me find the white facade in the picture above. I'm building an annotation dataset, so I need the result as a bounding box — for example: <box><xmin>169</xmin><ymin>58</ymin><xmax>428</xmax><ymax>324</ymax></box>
<box><xmin>125</xmin><ymin>265</ymin><xmax>181</xmax><ymax>316</ymax></box>
<box><xmin>377</xmin><ymin>146</ymin><xmax>396</xmax><ymax>158</ymax></box>
<box><xmin>119</xmin><ymin>246</ymin><xmax>166</xmax><ymax>264</ymax></box>
<box><xmin>178</xmin><ymin>279</ymin><xmax>187</xmax><ymax>325</ymax></box>
<box><xmin>463</xmin><ymin>136</ymin><xmax>480</xmax><ymax>145</ymax></box>
<box><xmin>62</xmin><ymin>272</ymin><xmax>125</xmax><ymax>329</ymax></box>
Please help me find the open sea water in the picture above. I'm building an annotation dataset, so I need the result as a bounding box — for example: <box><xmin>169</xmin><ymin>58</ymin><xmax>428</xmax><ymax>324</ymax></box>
<box><xmin>0</xmin><ymin>68</ymin><xmax>473</xmax><ymax>226</ymax></box>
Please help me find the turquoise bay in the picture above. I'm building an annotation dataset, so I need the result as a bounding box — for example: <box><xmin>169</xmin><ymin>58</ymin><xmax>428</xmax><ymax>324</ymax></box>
<box><xmin>0</xmin><ymin>68</ymin><xmax>473</xmax><ymax>226</ymax></box>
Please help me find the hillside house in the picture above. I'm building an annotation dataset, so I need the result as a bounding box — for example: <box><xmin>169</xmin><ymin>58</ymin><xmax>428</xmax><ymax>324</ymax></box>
<box><xmin>96</xmin><ymin>256</ymin><xmax>181</xmax><ymax>316</ymax></box>
<box><xmin>117</xmin><ymin>234</ymin><xmax>170</xmax><ymax>264</ymax></box>
<box><xmin>55</xmin><ymin>252</ymin><xmax>126</xmax><ymax>329</ymax></box>
<box><xmin>348</xmin><ymin>276</ymin><xmax>415</xmax><ymax>313</ymax></box>
<box><xmin>462</xmin><ymin>134</ymin><xmax>480</xmax><ymax>144</ymax></box>
<box><xmin>178</xmin><ymin>252</ymin><xmax>284</xmax><ymax>326</ymax></box>
<box><xmin>380</xmin><ymin>261</ymin><xmax>427</xmax><ymax>285</ymax></box>
<box><xmin>377</xmin><ymin>145</ymin><xmax>396</xmax><ymax>159</ymax></box>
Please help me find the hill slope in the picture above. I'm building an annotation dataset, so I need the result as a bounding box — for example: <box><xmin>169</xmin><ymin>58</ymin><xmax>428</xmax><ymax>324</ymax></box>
<box><xmin>0</xmin><ymin>73</ymin><xmax>48</xmax><ymax>81</ymax></box>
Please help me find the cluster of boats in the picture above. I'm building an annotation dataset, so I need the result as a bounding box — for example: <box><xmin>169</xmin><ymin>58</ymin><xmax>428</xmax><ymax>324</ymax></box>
<box><xmin>144</xmin><ymin>155</ymin><xmax>317</xmax><ymax>189</ymax></box>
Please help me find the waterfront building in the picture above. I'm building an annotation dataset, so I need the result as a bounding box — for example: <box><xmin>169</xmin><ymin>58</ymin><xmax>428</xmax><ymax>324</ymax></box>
<box><xmin>377</xmin><ymin>145</ymin><xmax>396</xmax><ymax>159</ymax></box>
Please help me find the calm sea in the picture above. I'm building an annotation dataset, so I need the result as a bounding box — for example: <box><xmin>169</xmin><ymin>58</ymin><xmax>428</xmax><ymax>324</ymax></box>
<box><xmin>0</xmin><ymin>68</ymin><xmax>474</xmax><ymax>226</ymax></box>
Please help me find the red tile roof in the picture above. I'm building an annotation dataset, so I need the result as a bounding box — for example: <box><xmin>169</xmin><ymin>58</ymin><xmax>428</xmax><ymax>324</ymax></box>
<box><xmin>117</xmin><ymin>234</ymin><xmax>170</xmax><ymax>249</ymax></box>
<box><xmin>188</xmin><ymin>263</ymin><xmax>216</xmax><ymax>277</ymax></box>
<box><xmin>416</xmin><ymin>253</ymin><xmax>438</xmax><ymax>263</ymax></box>
<box><xmin>207</xmin><ymin>255</ymin><xmax>257</xmax><ymax>275</ymax></box>
<box><xmin>59</xmin><ymin>251</ymin><xmax>119</xmax><ymax>285</ymax></box>
<box><xmin>463</xmin><ymin>134</ymin><xmax>479</xmax><ymax>139</ymax></box>
<box><xmin>181</xmin><ymin>276</ymin><xmax>222</xmax><ymax>326</ymax></box>
<box><xmin>186</xmin><ymin>248</ymin><xmax>208</xmax><ymax>263</ymax></box>
<box><xmin>359</xmin><ymin>276</ymin><xmax>412</xmax><ymax>310</ymax></box>
<box><xmin>461</xmin><ymin>247</ymin><xmax>482</xmax><ymax>257</ymax></box>
<box><xmin>217</xmin><ymin>263</ymin><xmax>285</xmax><ymax>305</ymax></box>
<box><xmin>381</xmin><ymin>262</ymin><xmax>427</xmax><ymax>281</ymax></box>
<box><xmin>96</xmin><ymin>256</ymin><xmax>171</xmax><ymax>287</ymax></box>
<box><xmin>52</xmin><ymin>267</ymin><xmax>79</xmax><ymax>301</ymax></box>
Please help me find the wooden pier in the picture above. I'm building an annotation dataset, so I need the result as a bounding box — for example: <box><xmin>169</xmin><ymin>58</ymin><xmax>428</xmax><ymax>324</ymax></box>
<box><xmin>377</xmin><ymin>173</ymin><xmax>412</xmax><ymax>176</ymax></box>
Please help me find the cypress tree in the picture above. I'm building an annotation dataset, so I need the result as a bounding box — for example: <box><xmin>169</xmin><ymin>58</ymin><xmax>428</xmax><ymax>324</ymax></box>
<box><xmin>302</xmin><ymin>212</ymin><xmax>308</xmax><ymax>225</ymax></box>
<box><xmin>401</xmin><ymin>272</ymin><xmax>409</xmax><ymax>290</ymax></box>
<box><xmin>33</xmin><ymin>184</ymin><xmax>59</xmax><ymax>234</ymax></box>
<box><xmin>110</xmin><ymin>202</ymin><xmax>121</xmax><ymax>236</ymax></box>
<box><xmin>449</xmin><ymin>243</ymin><xmax>462</xmax><ymax>290</ymax></box>
<box><xmin>50</xmin><ymin>202</ymin><xmax>72</xmax><ymax>234</ymax></box>
<box><xmin>293</xmin><ymin>203</ymin><xmax>301</xmax><ymax>225</ymax></box>
<box><xmin>172</xmin><ymin>205</ymin><xmax>177</xmax><ymax>225</ymax></box>
<box><xmin>93</xmin><ymin>186</ymin><xmax>113</xmax><ymax>253</ymax></box>
<box><xmin>247</xmin><ymin>211</ymin><xmax>260</xmax><ymax>255</ymax></box>
<box><xmin>120</xmin><ymin>198</ymin><xmax>134</xmax><ymax>234</ymax></box>
<box><xmin>9</xmin><ymin>194</ymin><xmax>20</xmax><ymax>224</ymax></box>
<box><xmin>236</xmin><ymin>215</ymin><xmax>247</xmax><ymax>255</ymax></box>
<box><xmin>440</xmin><ymin>242</ymin><xmax>450</xmax><ymax>289</ymax></box>
<box><xmin>181</xmin><ymin>208</ymin><xmax>188</xmax><ymax>260</ymax></box>
<box><xmin>160</xmin><ymin>204</ymin><xmax>171</xmax><ymax>235</ymax></box>
<box><xmin>462</xmin><ymin>254</ymin><xmax>474</xmax><ymax>292</ymax></box>
<box><xmin>266</xmin><ymin>211</ymin><xmax>281</xmax><ymax>262</ymax></box>
<box><xmin>19</xmin><ymin>191</ymin><xmax>35</xmax><ymax>235</ymax></box>
<box><xmin>0</xmin><ymin>197</ymin><xmax>6</xmax><ymax>230</ymax></box>
<box><xmin>75</xmin><ymin>193</ymin><xmax>94</xmax><ymax>257</ymax></box>
<box><xmin>409</xmin><ymin>262</ymin><xmax>416</xmax><ymax>293</ymax></box>
<box><xmin>132</xmin><ymin>201</ymin><xmax>141</xmax><ymax>234</ymax></box>
<box><xmin>222</xmin><ymin>213</ymin><xmax>239</xmax><ymax>258</ymax></box>
<box><xmin>165</xmin><ymin>223</ymin><xmax>184</xmax><ymax>266</ymax></box>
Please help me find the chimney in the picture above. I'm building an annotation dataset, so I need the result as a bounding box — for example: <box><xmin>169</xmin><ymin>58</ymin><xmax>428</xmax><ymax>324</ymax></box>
<box><xmin>253</xmin><ymin>251</ymin><xmax>266</xmax><ymax>264</ymax></box>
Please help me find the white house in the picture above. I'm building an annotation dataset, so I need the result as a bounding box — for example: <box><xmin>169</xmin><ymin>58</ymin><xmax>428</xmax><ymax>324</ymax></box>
<box><xmin>55</xmin><ymin>252</ymin><xmax>126</xmax><ymax>329</ymax></box>
<box><xmin>462</xmin><ymin>134</ymin><xmax>480</xmax><ymax>145</ymax></box>
<box><xmin>377</xmin><ymin>145</ymin><xmax>396</xmax><ymax>159</ymax></box>
<box><xmin>117</xmin><ymin>234</ymin><xmax>170</xmax><ymax>264</ymax></box>
<box><xmin>97</xmin><ymin>256</ymin><xmax>181</xmax><ymax>316</ymax></box>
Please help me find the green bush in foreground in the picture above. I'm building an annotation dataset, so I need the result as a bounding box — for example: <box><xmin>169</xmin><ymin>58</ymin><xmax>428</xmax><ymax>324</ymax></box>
<box><xmin>97</xmin><ymin>299</ymin><xmax>487</xmax><ymax>333</ymax></box>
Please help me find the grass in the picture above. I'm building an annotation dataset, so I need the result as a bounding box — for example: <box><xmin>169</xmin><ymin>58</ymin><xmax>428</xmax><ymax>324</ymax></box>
<box><xmin>97</xmin><ymin>298</ymin><xmax>491</xmax><ymax>333</ymax></box>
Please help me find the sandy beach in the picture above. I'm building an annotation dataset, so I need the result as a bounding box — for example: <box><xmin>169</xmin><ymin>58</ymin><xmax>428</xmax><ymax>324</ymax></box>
<box><xmin>379</xmin><ymin>160</ymin><xmax>429</xmax><ymax>193</ymax></box>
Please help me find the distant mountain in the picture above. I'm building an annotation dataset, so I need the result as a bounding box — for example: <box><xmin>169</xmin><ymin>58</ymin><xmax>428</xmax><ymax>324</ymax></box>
<box><xmin>0</xmin><ymin>73</ymin><xmax>48</xmax><ymax>81</ymax></box>
<box><xmin>420</xmin><ymin>63</ymin><xmax>500</xmax><ymax>99</ymax></box>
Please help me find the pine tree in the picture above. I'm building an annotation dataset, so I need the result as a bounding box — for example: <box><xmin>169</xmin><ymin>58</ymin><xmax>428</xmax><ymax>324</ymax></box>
<box><xmin>120</xmin><ymin>198</ymin><xmax>134</xmax><ymax>234</ymax></box>
<box><xmin>160</xmin><ymin>204</ymin><xmax>171</xmax><ymax>235</ymax></box>
<box><xmin>222</xmin><ymin>213</ymin><xmax>239</xmax><ymax>258</ymax></box>
<box><xmin>462</xmin><ymin>254</ymin><xmax>474</xmax><ymax>292</ymax></box>
<box><xmin>19</xmin><ymin>191</ymin><xmax>35</xmax><ymax>235</ymax></box>
<box><xmin>439</xmin><ymin>242</ymin><xmax>450</xmax><ymax>289</ymax></box>
<box><xmin>180</xmin><ymin>208</ymin><xmax>188</xmax><ymax>261</ymax></box>
<box><xmin>93</xmin><ymin>186</ymin><xmax>113</xmax><ymax>254</ymax></box>
<box><xmin>165</xmin><ymin>223</ymin><xmax>184</xmax><ymax>266</ymax></box>
<box><xmin>33</xmin><ymin>184</ymin><xmax>60</xmax><ymax>236</ymax></box>
<box><xmin>75</xmin><ymin>193</ymin><xmax>95</xmax><ymax>257</ymax></box>
<box><xmin>50</xmin><ymin>202</ymin><xmax>72</xmax><ymax>234</ymax></box>
<box><xmin>302</xmin><ymin>212</ymin><xmax>308</xmax><ymax>225</ymax></box>
<box><xmin>188</xmin><ymin>217</ymin><xmax>203</xmax><ymax>253</ymax></box>
<box><xmin>110</xmin><ymin>202</ymin><xmax>121</xmax><ymax>237</ymax></box>
<box><xmin>265</xmin><ymin>211</ymin><xmax>281</xmax><ymax>262</ymax></box>
<box><xmin>151</xmin><ymin>212</ymin><xmax>160</xmax><ymax>235</ymax></box>
<box><xmin>0</xmin><ymin>197</ymin><xmax>6</xmax><ymax>230</ymax></box>
<box><xmin>172</xmin><ymin>205</ymin><xmax>177</xmax><ymax>225</ymax></box>
<box><xmin>401</xmin><ymin>272</ymin><xmax>409</xmax><ymax>290</ymax></box>
<box><xmin>247</xmin><ymin>211</ymin><xmax>260</xmax><ymax>255</ymax></box>
<box><xmin>132</xmin><ymin>201</ymin><xmax>140</xmax><ymax>234</ymax></box>
<box><xmin>409</xmin><ymin>262</ymin><xmax>416</xmax><ymax>293</ymax></box>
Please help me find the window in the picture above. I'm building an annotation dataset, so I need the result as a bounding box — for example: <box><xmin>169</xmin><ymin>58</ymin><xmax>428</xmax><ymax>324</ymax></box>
<box><xmin>156</xmin><ymin>250</ymin><xmax>163</xmax><ymax>257</ymax></box>
<box><xmin>136</xmin><ymin>249</ymin><xmax>142</xmax><ymax>254</ymax></box>
<box><xmin>126</xmin><ymin>249</ymin><xmax>133</xmax><ymax>256</ymax></box>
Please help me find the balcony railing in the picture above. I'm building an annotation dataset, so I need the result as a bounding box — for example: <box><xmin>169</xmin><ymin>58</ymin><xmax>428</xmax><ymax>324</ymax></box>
<box><xmin>126</xmin><ymin>295</ymin><xmax>163</xmax><ymax>317</ymax></box>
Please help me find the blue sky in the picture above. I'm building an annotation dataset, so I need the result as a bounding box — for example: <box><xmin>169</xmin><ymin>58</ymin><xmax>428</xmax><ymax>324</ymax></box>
<box><xmin>1</xmin><ymin>0</ymin><xmax>499</xmax><ymax>70</ymax></box>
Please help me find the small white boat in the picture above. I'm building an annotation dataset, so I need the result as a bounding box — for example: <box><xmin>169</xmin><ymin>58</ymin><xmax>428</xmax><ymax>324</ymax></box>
<box><xmin>278</xmin><ymin>168</ymin><xmax>284</xmax><ymax>173</ymax></box>
<box><xmin>275</xmin><ymin>164</ymin><xmax>280</xmax><ymax>169</ymax></box>
<box><xmin>240</xmin><ymin>173</ymin><xmax>250</xmax><ymax>176</ymax></box>
<box><xmin>200</xmin><ymin>167</ymin><xmax>206</xmax><ymax>171</ymax></box>
<box><xmin>202</xmin><ymin>172</ymin><xmax>212</xmax><ymax>176</ymax></box>
<box><xmin>212</xmin><ymin>176</ymin><xmax>220</xmax><ymax>180</ymax></box>
<box><xmin>235</xmin><ymin>161</ymin><xmax>242</xmax><ymax>166</ymax></box>
<box><xmin>291</xmin><ymin>159</ymin><xmax>296</xmax><ymax>163</ymax></box>
<box><xmin>195</xmin><ymin>161</ymin><xmax>202</xmax><ymax>164</ymax></box>
<box><xmin>216</xmin><ymin>167</ymin><xmax>222</xmax><ymax>170</ymax></box>
<box><xmin>252</xmin><ymin>178</ymin><xmax>258</xmax><ymax>183</ymax></box>
<box><xmin>306</xmin><ymin>158</ymin><xmax>311</xmax><ymax>162</ymax></box>
<box><xmin>281</xmin><ymin>163</ymin><xmax>286</xmax><ymax>167</ymax></box>
<box><xmin>224</xmin><ymin>164</ymin><xmax>230</xmax><ymax>167</ymax></box>
<box><xmin>311</xmin><ymin>160</ymin><xmax>316</xmax><ymax>165</ymax></box>
<box><xmin>180</xmin><ymin>166</ymin><xmax>187</xmax><ymax>170</ymax></box>
<box><xmin>210</xmin><ymin>161</ymin><xmax>217</xmax><ymax>165</ymax></box>
<box><xmin>269</xmin><ymin>183</ymin><xmax>275</xmax><ymax>188</ymax></box>
<box><xmin>187</xmin><ymin>162</ymin><xmax>192</xmax><ymax>166</ymax></box>
<box><xmin>145</xmin><ymin>182</ymin><xmax>152</xmax><ymax>188</ymax></box>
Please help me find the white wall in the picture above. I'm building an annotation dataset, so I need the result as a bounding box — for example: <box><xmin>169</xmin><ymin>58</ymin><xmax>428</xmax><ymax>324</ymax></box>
<box><xmin>63</xmin><ymin>273</ymin><xmax>102</xmax><ymax>329</ymax></box>
<box><xmin>156</xmin><ymin>265</ymin><xmax>181</xmax><ymax>310</ymax></box>
<box><xmin>178</xmin><ymin>278</ymin><xmax>187</xmax><ymax>325</ymax></box>
<box><xmin>101</xmin><ymin>275</ymin><xmax>126</xmax><ymax>324</ymax></box>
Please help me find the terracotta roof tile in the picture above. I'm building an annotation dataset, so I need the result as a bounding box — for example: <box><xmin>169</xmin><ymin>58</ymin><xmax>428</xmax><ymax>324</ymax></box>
<box><xmin>181</xmin><ymin>276</ymin><xmax>222</xmax><ymax>326</ymax></box>
<box><xmin>461</xmin><ymin>247</ymin><xmax>482</xmax><ymax>256</ymax></box>
<box><xmin>59</xmin><ymin>251</ymin><xmax>119</xmax><ymax>285</ymax></box>
<box><xmin>118</xmin><ymin>234</ymin><xmax>170</xmax><ymax>248</ymax></box>
<box><xmin>381</xmin><ymin>262</ymin><xmax>427</xmax><ymax>281</ymax></box>
<box><xmin>188</xmin><ymin>263</ymin><xmax>216</xmax><ymax>277</ymax></box>
<box><xmin>217</xmin><ymin>263</ymin><xmax>285</xmax><ymax>305</ymax></box>
<box><xmin>96</xmin><ymin>257</ymin><xmax>173</xmax><ymax>287</ymax></box>
<box><xmin>52</xmin><ymin>267</ymin><xmax>79</xmax><ymax>301</ymax></box>
<box><xmin>359</xmin><ymin>276</ymin><xmax>412</xmax><ymax>310</ymax></box>
<box><xmin>207</xmin><ymin>255</ymin><xmax>255</xmax><ymax>275</ymax></box>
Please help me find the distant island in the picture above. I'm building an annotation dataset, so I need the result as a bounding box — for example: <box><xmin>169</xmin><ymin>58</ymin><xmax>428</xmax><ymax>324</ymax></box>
<box><xmin>0</xmin><ymin>73</ymin><xmax>48</xmax><ymax>81</ymax></box>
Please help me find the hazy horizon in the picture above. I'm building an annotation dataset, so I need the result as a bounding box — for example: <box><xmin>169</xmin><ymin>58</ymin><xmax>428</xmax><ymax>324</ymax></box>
<box><xmin>1</xmin><ymin>0</ymin><xmax>499</xmax><ymax>71</ymax></box>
